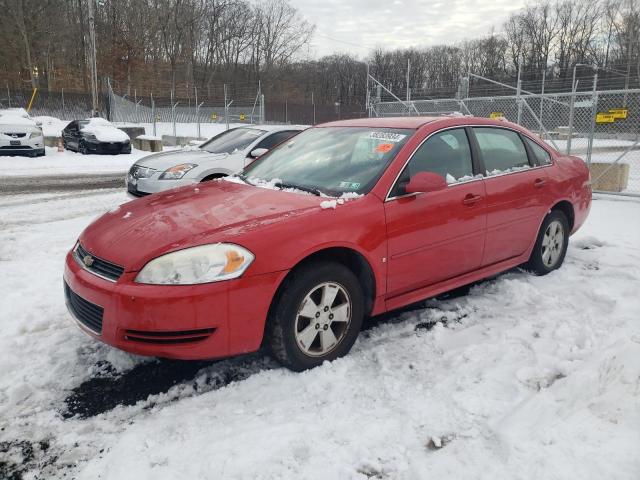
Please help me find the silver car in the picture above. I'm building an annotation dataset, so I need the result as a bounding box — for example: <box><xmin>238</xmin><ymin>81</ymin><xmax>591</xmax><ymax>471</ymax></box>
<box><xmin>0</xmin><ymin>109</ymin><xmax>45</xmax><ymax>157</ymax></box>
<box><xmin>126</xmin><ymin>124</ymin><xmax>306</xmax><ymax>197</ymax></box>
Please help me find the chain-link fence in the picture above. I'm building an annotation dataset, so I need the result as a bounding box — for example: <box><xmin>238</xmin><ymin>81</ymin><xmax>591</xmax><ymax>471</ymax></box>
<box><xmin>107</xmin><ymin>80</ymin><xmax>265</xmax><ymax>139</ymax></box>
<box><xmin>371</xmin><ymin>88</ymin><xmax>640</xmax><ymax>197</ymax></box>
<box><xmin>0</xmin><ymin>86</ymin><xmax>99</xmax><ymax>119</ymax></box>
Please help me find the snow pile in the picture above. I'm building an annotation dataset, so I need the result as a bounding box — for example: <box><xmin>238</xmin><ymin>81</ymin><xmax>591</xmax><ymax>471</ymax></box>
<box><xmin>446</xmin><ymin>173</ymin><xmax>484</xmax><ymax>184</ymax></box>
<box><xmin>320</xmin><ymin>198</ymin><xmax>344</xmax><ymax>209</ymax></box>
<box><xmin>81</xmin><ymin>118</ymin><xmax>130</xmax><ymax>143</ymax></box>
<box><xmin>0</xmin><ymin>192</ymin><xmax>638</xmax><ymax>479</ymax></box>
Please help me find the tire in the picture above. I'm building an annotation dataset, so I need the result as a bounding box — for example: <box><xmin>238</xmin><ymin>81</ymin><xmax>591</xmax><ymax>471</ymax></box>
<box><xmin>201</xmin><ymin>174</ymin><xmax>227</xmax><ymax>182</ymax></box>
<box><xmin>524</xmin><ymin>210</ymin><xmax>569</xmax><ymax>275</ymax></box>
<box><xmin>79</xmin><ymin>141</ymin><xmax>88</xmax><ymax>155</ymax></box>
<box><xmin>266</xmin><ymin>262</ymin><xmax>364</xmax><ymax>371</ymax></box>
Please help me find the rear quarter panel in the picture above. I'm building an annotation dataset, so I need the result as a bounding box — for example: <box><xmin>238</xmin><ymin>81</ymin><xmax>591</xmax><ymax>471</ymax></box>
<box><xmin>545</xmin><ymin>153</ymin><xmax>592</xmax><ymax>234</ymax></box>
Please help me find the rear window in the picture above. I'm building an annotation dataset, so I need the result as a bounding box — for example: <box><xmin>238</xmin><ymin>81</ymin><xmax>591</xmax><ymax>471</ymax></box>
<box><xmin>473</xmin><ymin>127</ymin><xmax>530</xmax><ymax>175</ymax></box>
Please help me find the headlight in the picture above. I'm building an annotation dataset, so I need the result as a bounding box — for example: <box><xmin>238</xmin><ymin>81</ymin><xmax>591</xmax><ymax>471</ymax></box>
<box><xmin>135</xmin><ymin>243</ymin><xmax>254</xmax><ymax>285</ymax></box>
<box><xmin>159</xmin><ymin>163</ymin><xmax>198</xmax><ymax>180</ymax></box>
<box><xmin>28</xmin><ymin>129</ymin><xmax>43</xmax><ymax>139</ymax></box>
<box><xmin>84</xmin><ymin>134</ymin><xmax>97</xmax><ymax>142</ymax></box>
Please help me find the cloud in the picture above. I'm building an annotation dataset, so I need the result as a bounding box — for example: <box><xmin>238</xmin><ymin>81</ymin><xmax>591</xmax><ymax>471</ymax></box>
<box><xmin>292</xmin><ymin>0</ymin><xmax>528</xmax><ymax>58</ymax></box>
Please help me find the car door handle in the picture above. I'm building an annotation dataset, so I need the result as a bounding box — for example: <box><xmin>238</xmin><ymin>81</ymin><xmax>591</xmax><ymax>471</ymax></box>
<box><xmin>462</xmin><ymin>194</ymin><xmax>482</xmax><ymax>206</ymax></box>
<box><xmin>534</xmin><ymin>178</ymin><xmax>547</xmax><ymax>188</ymax></box>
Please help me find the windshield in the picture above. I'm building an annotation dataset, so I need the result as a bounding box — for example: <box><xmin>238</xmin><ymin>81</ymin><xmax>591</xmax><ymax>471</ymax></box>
<box><xmin>240</xmin><ymin>127</ymin><xmax>413</xmax><ymax>196</ymax></box>
<box><xmin>200</xmin><ymin>127</ymin><xmax>266</xmax><ymax>154</ymax></box>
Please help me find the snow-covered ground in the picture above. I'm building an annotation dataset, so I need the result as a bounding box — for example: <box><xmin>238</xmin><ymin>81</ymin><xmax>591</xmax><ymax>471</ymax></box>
<box><xmin>0</xmin><ymin>190</ymin><xmax>638</xmax><ymax>479</ymax></box>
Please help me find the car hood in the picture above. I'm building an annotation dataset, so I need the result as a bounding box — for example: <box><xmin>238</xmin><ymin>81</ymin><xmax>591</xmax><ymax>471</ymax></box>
<box><xmin>79</xmin><ymin>180</ymin><xmax>322</xmax><ymax>272</ymax></box>
<box><xmin>134</xmin><ymin>149</ymin><xmax>238</xmax><ymax>170</ymax></box>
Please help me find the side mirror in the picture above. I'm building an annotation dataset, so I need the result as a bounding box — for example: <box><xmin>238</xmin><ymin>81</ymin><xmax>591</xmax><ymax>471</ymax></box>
<box><xmin>405</xmin><ymin>172</ymin><xmax>447</xmax><ymax>194</ymax></box>
<box><xmin>250</xmin><ymin>148</ymin><xmax>268</xmax><ymax>158</ymax></box>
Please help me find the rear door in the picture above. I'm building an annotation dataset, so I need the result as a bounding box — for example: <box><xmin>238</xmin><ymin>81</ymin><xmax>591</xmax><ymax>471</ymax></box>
<box><xmin>384</xmin><ymin>128</ymin><xmax>487</xmax><ymax>298</ymax></box>
<box><xmin>471</xmin><ymin>127</ymin><xmax>550</xmax><ymax>266</ymax></box>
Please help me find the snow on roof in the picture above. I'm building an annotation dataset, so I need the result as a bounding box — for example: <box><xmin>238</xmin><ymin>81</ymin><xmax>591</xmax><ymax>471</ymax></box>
<box><xmin>80</xmin><ymin>117</ymin><xmax>129</xmax><ymax>142</ymax></box>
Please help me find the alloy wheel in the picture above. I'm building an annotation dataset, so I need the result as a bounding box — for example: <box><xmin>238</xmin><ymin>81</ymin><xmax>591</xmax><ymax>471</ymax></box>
<box><xmin>541</xmin><ymin>220</ymin><xmax>565</xmax><ymax>268</ymax></box>
<box><xmin>294</xmin><ymin>282</ymin><xmax>352</xmax><ymax>357</ymax></box>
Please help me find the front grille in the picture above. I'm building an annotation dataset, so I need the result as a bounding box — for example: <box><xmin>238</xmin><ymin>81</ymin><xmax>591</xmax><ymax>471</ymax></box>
<box><xmin>0</xmin><ymin>145</ymin><xmax>30</xmax><ymax>150</ymax></box>
<box><xmin>75</xmin><ymin>243</ymin><xmax>125</xmax><ymax>282</ymax></box>
<box><xmin>4</xmin><ymin>133</ymin><xmax>27</xmax><ymax>138</ymax></box>
<box><xmin>64</xmin><ymin>282</ymin><xmax>103</xmax><ymax>334</ymax></box>
<box><xmin>124</xmin><ymin>328</ymin><xmax>215</xmax><ymax>344</ymax></box>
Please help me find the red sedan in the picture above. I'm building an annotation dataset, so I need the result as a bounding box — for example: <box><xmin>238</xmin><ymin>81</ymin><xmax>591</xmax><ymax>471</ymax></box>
<box><xmin>64</xmin><ymin>117</ymin><xmax>591</xmax><ymax>370</ymax></box>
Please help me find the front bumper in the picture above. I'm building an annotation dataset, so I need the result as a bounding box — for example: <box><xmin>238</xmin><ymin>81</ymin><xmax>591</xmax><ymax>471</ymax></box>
<box><xmin>0</xmin><ymin>136</ymin><xmax>45</xmax><ymax>156</ymax></box>
<box><xmin>63</xmin><ymin>249</ymin><xmax>286</xmax><ymax>360</ymax></box>
<box><xmin>126</xmin><ymin>174</ymin><xmax>197</xmax><ymax>196</ymax></box>
<box><xmin>85</xmin><ymin>140</ymin><xmax>131</xmax><ymax>154</ymax></box>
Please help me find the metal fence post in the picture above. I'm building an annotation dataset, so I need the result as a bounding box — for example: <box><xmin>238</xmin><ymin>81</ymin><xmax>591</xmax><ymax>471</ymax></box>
<box><xmin>196</xmin><ymin>101</ymin><xmax>203</xmax><ymax>138</ymax></box>
<box><xmin>567</xmin><ymin>82</ymin><xmax>577</xmax><ymax>155</ymax></box>
<box><xmin>516</xmin><ymin>63</ymin><xmax>523</xmax><ymax>125</ymax></box>
<box><xmin>586</xmin><ymin>73</ymin><xmax>598</xmax><ymax>165</ymax></box>
<box><xmin>6</xmin><ymin>83</ymin><xmax>10</xmax><ymax>108</ymax></box>
<box><xmin>224</xmin><ymin>84</ymin><xmax>229</xmax><ymax>131</ymax></box>
<box><xmin>151</xmin><ymin>93</ymin><xmax>156</xmax><ymax>137</ymax></box>
<box><xmin>260</xmin><ymin>93</ymin><xmax>265</xmax><ymax>124</ymax></box>
<box><xmin>61</xmin><ymin>88</ymin><xmax>65</xmax><ymax>112</ymax></box>
<box><xmin>172</xmin><ymin>101</ymin><xmax>179</xmax><ymax>137</ymax></box>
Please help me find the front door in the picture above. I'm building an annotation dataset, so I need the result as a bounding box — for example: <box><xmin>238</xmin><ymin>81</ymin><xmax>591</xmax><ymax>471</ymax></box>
<box><xmin>384</xmin><ymin>128</ymin><xmax>487</xmax><ymax>298</ymax></box>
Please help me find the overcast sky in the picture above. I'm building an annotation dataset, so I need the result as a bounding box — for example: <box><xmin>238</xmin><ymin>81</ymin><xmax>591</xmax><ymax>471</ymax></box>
<box><xmin>293</xmin><ymin>0</ymin><xmax>529</xmax><ymax>59</ymax></box>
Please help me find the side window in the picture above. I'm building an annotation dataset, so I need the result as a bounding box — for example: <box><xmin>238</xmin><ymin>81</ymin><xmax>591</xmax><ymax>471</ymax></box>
<box><xmin>390</xmin><ymin>128</ymin><xmax>473</xmax><ymax>197</ymax></box>
<box><xmin>473</xmin><ymin>127</ymin><xmax>530</xmax><ymax>175</ymax></box>
<box><xmin>523</xmin><ymin>136</ymin><xmax>552</xmax><ymax>166</ymax></box>
<box><xmin>254</xmin><ymin>131</ymin><xmax>297</xmax><ymax>151</ymax></box>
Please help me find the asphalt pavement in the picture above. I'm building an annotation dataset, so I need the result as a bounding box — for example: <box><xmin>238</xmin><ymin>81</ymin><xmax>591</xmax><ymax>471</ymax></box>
<box><xmin>0</xmin><ymin>172</ymin><xmax>125</xmax><ymax>195</ymax></box>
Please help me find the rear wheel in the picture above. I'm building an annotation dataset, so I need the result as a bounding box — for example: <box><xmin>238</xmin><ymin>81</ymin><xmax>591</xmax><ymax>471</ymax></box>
<box><xmin>524</xmin><ymin>210</ymin><xmax>569</xmax><ymax>275</ymax></box>
<box><xmin>267</xmin><ymin>262</ymin><xmax>364</xmax><ymax>371</ymax></box>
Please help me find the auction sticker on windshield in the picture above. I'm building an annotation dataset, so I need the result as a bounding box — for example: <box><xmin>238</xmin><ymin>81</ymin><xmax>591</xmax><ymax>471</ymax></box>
<box><xmin>368</xmin><ymin>132</ymin><xmax>407</xmax><ymax>142</ymax></box>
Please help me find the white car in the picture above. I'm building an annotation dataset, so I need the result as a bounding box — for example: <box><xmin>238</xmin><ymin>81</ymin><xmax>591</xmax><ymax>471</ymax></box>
<box><xmin>0</xmin><ymin>109</ymin><xmax>45</xmax><ymax>157</ymax></box>
<box><xmin>126</xmin><ymin>124</ymin><xmax>306</xmax><ymax>197</ymax></box>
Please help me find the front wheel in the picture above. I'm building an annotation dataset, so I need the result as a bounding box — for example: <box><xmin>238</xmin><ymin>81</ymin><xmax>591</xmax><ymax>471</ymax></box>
<box><xmin>79</xmin><ymin>140</ymin><xmax>88</xmax><ymax>155</ymax></box>
<box><xmin>266</xmin><ymin>262</ymin><xmax>364</xmax><ymax>371</ymax></box>
<box><xmin>524</xmin><ymin>210</ymin><xmax>569</xmax><ymax>275</ymax></box>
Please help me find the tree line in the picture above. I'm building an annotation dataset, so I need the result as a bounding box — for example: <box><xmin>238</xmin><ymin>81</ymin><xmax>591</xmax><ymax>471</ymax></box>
<box><xmin>0</xmin><ymin>0</ymin><xmax>638</xmax><ymax>108</ymax></box>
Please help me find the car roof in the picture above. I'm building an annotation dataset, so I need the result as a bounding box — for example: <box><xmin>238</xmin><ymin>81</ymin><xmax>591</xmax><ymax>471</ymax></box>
<box><xmin>247</xmin><ymin>124</ymin><xmax>308</xmax><ymax>132</ymax></box>
<box><xmin>318</xmin><ymin>117</ymin><xmax>442</xmax><ymax>129</ymax></box>
<box><xmin>317</xmin><ymin>115</ymin><xmax>528</xmax><ymax>132</ymax></box>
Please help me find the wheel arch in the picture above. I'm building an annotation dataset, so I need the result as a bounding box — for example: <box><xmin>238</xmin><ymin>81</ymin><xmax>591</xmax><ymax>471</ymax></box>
<box><xmin>550</xmin><ymin>199</ymin><xmax>575</xmax><ymax>232</ymax></box>
<box><xmin>269</xmin><ymin>246</ymin><xmax>378</xmax><ymax>319</ymax></box>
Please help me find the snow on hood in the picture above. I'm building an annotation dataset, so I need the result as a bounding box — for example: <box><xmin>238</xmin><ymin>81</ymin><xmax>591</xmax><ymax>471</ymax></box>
<box><xmin>81</xmin><ymin>118</ymin><xmax>130</xmax><ymax>142</ymax></box>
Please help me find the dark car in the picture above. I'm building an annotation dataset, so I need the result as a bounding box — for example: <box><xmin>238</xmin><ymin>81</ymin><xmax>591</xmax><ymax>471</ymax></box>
<box><xmin>62</xmin><ymin>118</ymin><xmax>131</xmax><ymax>155</ymax></box>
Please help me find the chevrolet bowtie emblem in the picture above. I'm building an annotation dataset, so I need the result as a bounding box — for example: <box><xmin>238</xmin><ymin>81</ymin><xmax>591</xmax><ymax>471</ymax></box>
<box><xmin>83</xmin><ymin>255</ymin><xmax>94</xmax><ymax>267</ymax></box>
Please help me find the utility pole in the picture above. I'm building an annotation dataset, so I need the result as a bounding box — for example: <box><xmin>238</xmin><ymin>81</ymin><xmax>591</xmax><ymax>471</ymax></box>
<box><xmin>86</xmin><ymin>0</ymin><xmax>99</xmax><ymax>116</ymax></box>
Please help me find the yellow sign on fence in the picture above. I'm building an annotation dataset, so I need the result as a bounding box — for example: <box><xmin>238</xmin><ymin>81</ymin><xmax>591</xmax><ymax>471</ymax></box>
<box><xmin>210</xmin><ymin>112</ymin><xmax>218</xmax><ymax>120</ymax></box>
<box><xmin>489</xmin><ymin>112</ymin><xmax>504</xmax><ymax>119</ymax></box>
<box><xmin>609</xmin><ymin>108</ymin><xmax>628</xmax><ymax>120</ymax></box>
<box><xmin>596</xmin><ymin>113</ymin><xmax>616</xmax><ymax>124</ymax></box>
<box><xmin>239</xmin><ymin>113</ymin><xmax>246</xmax><ymax>121</ymax></box>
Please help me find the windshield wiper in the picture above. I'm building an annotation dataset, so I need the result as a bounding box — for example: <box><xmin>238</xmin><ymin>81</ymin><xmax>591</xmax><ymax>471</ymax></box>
<box><xmin>274</xmin><ymin>181</ymin><xmax>322</xmax><ymax>196</ymax></box>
